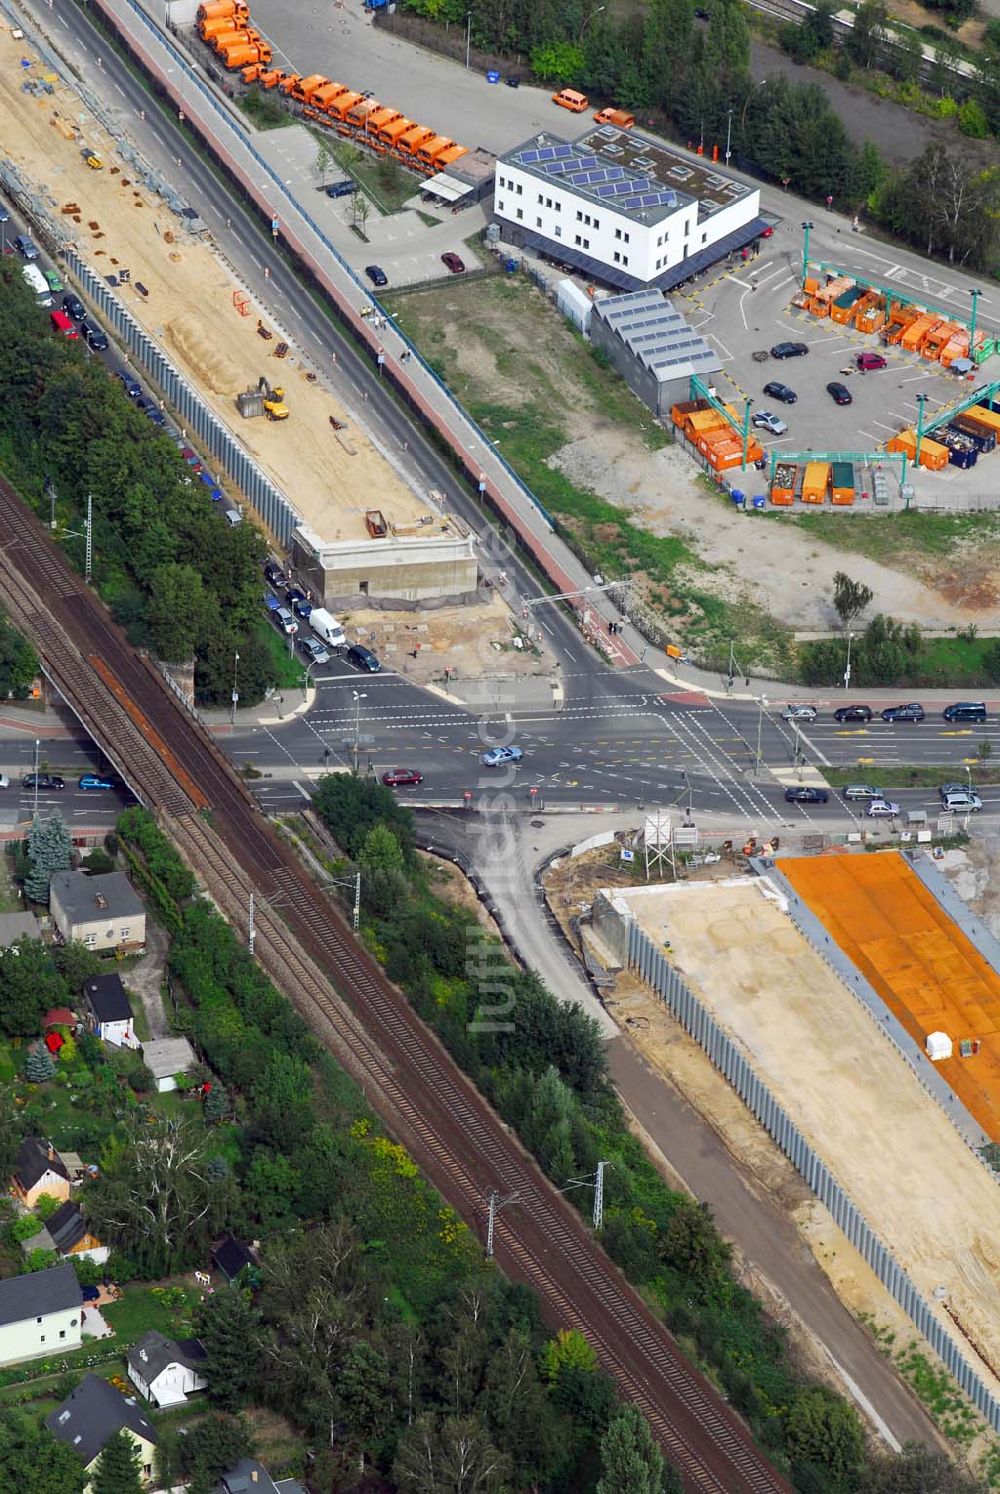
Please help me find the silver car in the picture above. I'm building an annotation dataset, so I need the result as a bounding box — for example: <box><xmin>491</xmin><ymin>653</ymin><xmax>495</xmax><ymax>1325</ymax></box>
<box><xmin>299</xmin><ymin>635</ymin><xmax>330</xmax><ymax>666</ymax></box>
<box><xmin>273</xmin><ymin>606</ymin><xmax>298</xmax><ymax>635</ymax></box>
<box><xmin>842</xmin><ymin>784</ymin><xmax>879</xmax><ymax>801</ymax></box>
<box><xmin>781</xmin><ymin>704</ymin><xmax>818</xmax><ymax>722</ymax></box>
<box><xmin>866</xmin><ymin>798</ymin><xmax>900</xmax><ymax>818</ymax></box>
<box><xmin>751</xmin><ymin>410</ymin><xmax>788</xmax><ymax>436</ymax></box>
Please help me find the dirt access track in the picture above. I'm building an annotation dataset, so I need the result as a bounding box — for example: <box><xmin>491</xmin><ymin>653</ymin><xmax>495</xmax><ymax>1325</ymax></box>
<box><xmin>628</xmin><ymin>877</ymin><xmax>1000</xmax><ymax>1401</ymax></box>
<box><xmin>0</xmin><ymin>25</ymin><xmax>429</xmax><ymax>546</ymax></box>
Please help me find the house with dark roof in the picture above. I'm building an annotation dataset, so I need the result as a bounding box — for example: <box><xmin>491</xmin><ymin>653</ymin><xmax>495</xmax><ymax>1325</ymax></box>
<box><xmin>0</xmin><ymin>1262</ymin><xmax>82</xmax><ymax>1366</ymax></box>
<box><xmin>47</xmin><ymin>1373</ymin><xmax>158</xmax><ymax>1488</ymax></box>
<box><xmin>82</xmin><ymin>972</ymin><xmax>138</xmax><ymax>1050</ymax></box>
<box><xmin>211</xmin><ymin>1235</ymin><xmax>257</xmax><ymax>1286</ymax></box>
<box><xmin>49</xmin><ymin>870</ymin><xmax>145</xmax><ymax>954</ymax></box>
<box><xmin>20</xmin><ymin>1200</ymin><xmax>108</xmax><ymax>1266</ymax></box>
<box><xmin>213</xmin><ymin>1458</ymin><xmax>306</xmax><ymax>1494</ymax></box>
<box><xmin>127</xmin><ymin>1329</ymin><xmax>208</xmax><ymax>1408</ymax></box>
<box><xmin>12</xmin><ymin>1136</ymin><xmax>71</xmax><ymax>1209</ymax></box>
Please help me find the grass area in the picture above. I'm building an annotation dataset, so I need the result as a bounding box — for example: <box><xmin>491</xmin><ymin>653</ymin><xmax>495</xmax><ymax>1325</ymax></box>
<box><xmin>789</xmin><ymin>509</ymin><xmax>1000</xmax><ymax>566</ymax></box>
<box><xmin>0</xmin><ymin>1043</ymin><xmax>14</xmax><ymax>1083</ymax></box>
<box><xmin>824</xmin><ymin>762</ymin><xmax>999</xmax><ymax>789</ymax></box>
<box><xmin>801</xmin><ymin>631</ymin><xmax>1000</xmax><ymax>687</ymax></box>
<box><xmin>103</xmin><ymin>1284</ymin><xmax>195</xmax><ymax>1344</ymax></box>
<box><xmin>386</xmin><ymin>275</ymin><xmax>795</xmax><ymax>672</ymax></box>
<box><xmin>328</xmin><ymin>139</ymin><xmax>417</xmax><ymax>215</ymax></box>
<box><xmin>254</xmin><ymin>615</ymin><xmax>310</xmax><ymax>691</ymax></box>
<box><xmin>237</xmin><ymin>91</ymin><xmax>290</xmax><ymax>131</ymax></box>
<box><xmin>0</xmin><ymin>857</ymin><xmax>23</xmax><ymax>916</ymax></box>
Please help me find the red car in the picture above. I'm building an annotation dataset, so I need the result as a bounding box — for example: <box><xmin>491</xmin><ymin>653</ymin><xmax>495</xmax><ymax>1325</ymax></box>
<box><xmin>441</xmin><ymin>252</ymin><xmax>466</xmax><ymax>274</ymax></box>
<box><xmin>382</xmin><ymin>768</ymin><xmax>423</xmax><ymax>787</ymax></box>
<box><xmin>857</xmin><ymin>351</ymin><xmax>887</xmax><ymax>371</ymax></box>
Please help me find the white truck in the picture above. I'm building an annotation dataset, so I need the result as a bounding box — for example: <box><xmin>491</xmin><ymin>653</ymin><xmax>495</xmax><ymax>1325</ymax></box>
<box><xmin>309</xmin><ymin>607</ymin><xmax>346</xmax><ymax>650</ymax></box>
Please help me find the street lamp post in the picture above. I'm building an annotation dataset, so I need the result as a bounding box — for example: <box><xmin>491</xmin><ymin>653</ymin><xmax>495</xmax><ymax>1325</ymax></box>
<box><xmin>740</xmin><ymin>78</ymin><xmax>767</xmax><ymax>133</ymax></box>
<box><xmin>352</xmin><ymin>691</ymin><xmax>367</xmax><ymax>776</ymax></box>
<box><xmin>465</xmin><ymin>10</ymin><xmax>472</xmax><ymax>68</ymax></box>
<box><xmin>741</xmin><ymin>395</ymin><xmax>752</xmax><ymax>469</ymax></box>
<box><xmin>800</xmin><ymin>220</ymin><xmax>814</xmax><ymax>286</ymax></box>
<box><xmin>724</xmin><ymin>106</ymin><xmax>734</xmax><ymax>169</ymax></box>
<box><xmin>230</xmin><ymin>650</ymin><xmax>240</xmax><ymax>726</ymax></box>
<box><xmin>32</xmin><ymin>739</ymin><xmax>40</xmax><ymax>819</ymax></box>
<box><xmin>969</xmin><ymin>288</ymin><xmax>982</xmax><ymax>361</ymax></box>
<box><xmin>579</xmin><ymin>3</ymin><xmax>606</xmax><ymax>37</ymax></box>
<box><xmin>755</xmin><ymin>695</ymin><xmax>769</xmax><ymax>775</ymax></box>
<box><xmin>843</xmin><ymin>632</ymin><xmax>853</xmax><ymax>691</ymax></box>
<box><xmin>914</xmin><ymin>392</ymin><xmax>928</xmax><ymax>471</ymax></box>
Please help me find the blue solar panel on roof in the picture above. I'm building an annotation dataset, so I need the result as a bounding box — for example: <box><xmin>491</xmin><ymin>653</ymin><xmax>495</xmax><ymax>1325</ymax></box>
<box><xmin>520</xmin><ymin>150</ymin><xmax>539</xmax><ymax>163</ymax></box>
<box><xmin>553</xmin><ymin>143</ymin><xmax>574</xmax><ymax>157</ymax></box>
<box><xmin>537</xmin><ymin>147</ymin><xmax>556</xmax><ymax>161</ymax></box>
<box><xmin>596</xmin><ymin>184</ymin><xmax>616</xmax><ymax>197</ymax></box>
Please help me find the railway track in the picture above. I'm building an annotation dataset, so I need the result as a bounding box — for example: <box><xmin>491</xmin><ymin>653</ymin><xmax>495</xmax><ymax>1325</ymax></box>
<box><xmin>0</xmin><ymin>475</ymin><xmax>789</xmax><ymax>1493</ymax></box>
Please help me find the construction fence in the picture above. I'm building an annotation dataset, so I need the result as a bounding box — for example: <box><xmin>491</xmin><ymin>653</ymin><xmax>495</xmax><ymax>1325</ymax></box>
<box><xmin>623</xmin><ymin>909</ymin><xmax>1000</xmax><ymax>1436</ymax></box>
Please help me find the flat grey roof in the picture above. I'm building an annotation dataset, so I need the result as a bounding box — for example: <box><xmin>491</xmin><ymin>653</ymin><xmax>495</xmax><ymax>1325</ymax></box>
<box><xmin>501</xmin><ymin>127</ymin><xmax>753</xmax><ymax>227</ymax></box>
<box><xmin>594</xmin><ymin>290</ymin><xmax>721</xmax><ymax>382</ymax></box>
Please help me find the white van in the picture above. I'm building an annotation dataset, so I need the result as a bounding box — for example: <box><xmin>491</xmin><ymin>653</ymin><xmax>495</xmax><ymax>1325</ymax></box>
<box><xmin>22</xmin><ymin>263</ymin><xmax>52</xmax><ymax>306</ymax></box>
<box><xmin>309</xmin><ymin>606</ymin><xmax>346</xmax><ymax>650</ymax></box>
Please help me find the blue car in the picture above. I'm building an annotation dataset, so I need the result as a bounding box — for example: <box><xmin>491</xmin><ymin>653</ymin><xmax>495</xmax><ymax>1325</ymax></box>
<box><xmin>117</xmin><ymin>370</ymin><xmax>142</xmax><ymax>399</ymax></box>
<box><xmin>78</xmin><ymin>774</ymin><xmax>114</xmax><ymax>791</ymax></box>
<box><xmin>481</xmin><ymin>745</ymin><xmax>524</xmax><ymax>767</ymax></box>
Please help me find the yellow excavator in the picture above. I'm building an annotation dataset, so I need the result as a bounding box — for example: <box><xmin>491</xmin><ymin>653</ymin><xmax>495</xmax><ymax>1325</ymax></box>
<box><xmin>258</xmin><ymin>376</ymin><xmax>289</xmax><ymax>421</ymax></box>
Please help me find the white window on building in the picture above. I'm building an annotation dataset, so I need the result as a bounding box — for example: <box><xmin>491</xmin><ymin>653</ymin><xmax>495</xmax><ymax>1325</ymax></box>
<box><xmin>577</xmin><ymin>210</ymin><xmax>583</xmax><ymax>222</ymax></box>
<box><xmin>554</xmin><ymin>226</ymin><xmax>562</xmax><ymax>237</ymax></box>
<box><xmin>516</xmin><ymin>208</ymin><xmax>523</xmax><ymax>220</ymax></box>
<box><xmin>536</xmin><ymin>217</ymin><xmax>542</xmax><ymax>227</ymax></box>
<box><xmin>702</xmin><ymin>232</ymin><xmax>708</xmax><ymax>244</ymax></box>
<box><xmin>85</xmin><ymin>935</ymin><xmax>96</xmax><ymax>948</ymax></box>
<box><xmin>120</xmin><ymin>927</ymin><xmax>131</xmax><ymax>940</ymax></box>
<box><xmin>516</xmin><ymin>183</ymin><xmax>523</xmax><ymax>195</ymax></box>
<box><xmin>554</xmin><ymin>200</ymin><xmax>561</xmax><ymax>212</ymax></box>
<box><xmin>684</xmin><ymin>220</ymin><xmax>690</xmax><ymax>237</ymax></box>
<box><xmin>497</xmin><ymin>200</ymin><xmax>505</xmax><ymax>212</ymax></box>
<box><xmin>622</xmin><ymin>255</ymin><xmax>628</xmax><ymax>265</ymax></box>
<box><xmin>613</xmin><ymin>251</ymin><xmax>620</xmax><ymax>263</ymax></box>
<box><xmin>583</xmin><ymin>238</ymin><xmax>590</xmax><ymax>249</ymax></box>
<box><xmin>623</xmin><ymin>231</ymin><xmax>630</xmax><ymax>244</ymax></box>
<box><xmin>575</xmin><ymin>235</ymin><xmax>582</xmax><ymax>246</ymax></box>
<box><xmin>614</xmin><ymin>227</ymin><xmax>621</xmax><ymax>240</ymax></box>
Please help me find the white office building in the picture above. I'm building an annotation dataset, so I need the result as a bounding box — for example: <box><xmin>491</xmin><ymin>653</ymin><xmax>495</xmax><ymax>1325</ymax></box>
<box><xmin>494</xmin><ymin>126</ymin><xmax>767</xmax><ymax>291</ymax></box>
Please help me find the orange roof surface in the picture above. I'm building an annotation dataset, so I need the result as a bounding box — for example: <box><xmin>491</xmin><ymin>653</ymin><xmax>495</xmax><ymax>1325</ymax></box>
<box><xmin>782</xmin><ymin>851</ymin><xmax>1000</xmax><ymax>1140</ymax></box>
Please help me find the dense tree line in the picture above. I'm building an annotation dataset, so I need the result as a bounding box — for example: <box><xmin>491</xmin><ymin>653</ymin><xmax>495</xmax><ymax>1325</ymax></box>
<box><xmin>314</xmin><ymin>775</ymin><xmax>987</xmax><ymax>1493</ymax></box>
<box><xmin>0</xmin><ymin>266</ymin><xmax>272</xmax><ymax>705</ymax></box>
<box><xmin>112</xmin><ymin>808</ymin><xmax>675</xmax><ymax>1490</ymax></box>
<box><xmin>399</xmin><ymin>0</ymin><xmax>1000</xmax><ymax>268</ymax></box>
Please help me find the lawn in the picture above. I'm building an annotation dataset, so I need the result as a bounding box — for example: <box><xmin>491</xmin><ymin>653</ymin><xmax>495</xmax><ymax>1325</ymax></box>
<box><xmin>328</xmin><ymin>138</ymin><xmax>418</xmax><ymax>215</ymax></box>
<box><xmin>824</xmin><ymin>763</ymin><xmax>1000</xmax><ymax>790</ymax></box>
<box><xmin>254</xmin><ymin>615</ymin><xmax>311</xmax><ymax>691</ymax></box>
<box><xmin>103</xmin><ymin>1283</ymin><xmax>196</xmax><ymax>1345</ymax></box>
<box><xmin>384</xmin><ymin>275</ymin><xmax>796</xmax><ymax>673</ymax></box>
<box><xmin>790</xmin><ymin>509</ymin><xmax>1000</xmax><ymax>567</ymax></box>
<box><xmin>237</xmin><ymin>91</ymin><xmax>289</xmax><ymax>131</ymax></box>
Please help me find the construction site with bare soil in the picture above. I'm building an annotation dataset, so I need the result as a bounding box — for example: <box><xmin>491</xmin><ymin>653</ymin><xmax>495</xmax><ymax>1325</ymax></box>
<box><xmin>0</xmin><ymin>19</ymin><xmax>485</xmax><ymax>612</ymax></box>
<box><xmin>543</xmin><ymin>841</ymin><xmax>1000</xmax><ymax>1442</ymax></box>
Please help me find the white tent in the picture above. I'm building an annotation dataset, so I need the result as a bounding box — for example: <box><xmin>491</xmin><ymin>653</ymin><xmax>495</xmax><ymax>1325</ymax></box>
<box><xmin>926</xmin><ymin>1030</ymin><xmax>953</xmax><ymax>1062</ymax></box>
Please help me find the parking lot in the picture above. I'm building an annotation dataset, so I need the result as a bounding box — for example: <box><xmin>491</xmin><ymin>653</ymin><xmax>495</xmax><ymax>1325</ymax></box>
<box><xmin>674</xmin><ymin>227</ymin><xmax>988</xmax><ymax>489</ymax></box>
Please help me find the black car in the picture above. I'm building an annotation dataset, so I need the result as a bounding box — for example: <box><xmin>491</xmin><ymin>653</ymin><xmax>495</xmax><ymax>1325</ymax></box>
<box><xmin>365</xmin><ymin>264</ymin><xmax>388</xmax><ymax>287</ymax></box>
<box><xmin>881</xmin><ymin>702</ymin><xmax>925</xmax><ymax>723</ymax></box>
<box><xmin>827</xmin><ymin>381</ymin><xmax>853</xmax><ymax>406</ymax></box>
<box><xmin>763</xmin><ymin>380</ymin><xmax>797</xmax><ymax>405</ymax></box>
<box><xmin>80</xmin><ymin>319</ymin><xmax>108</xmax><ymax>352</ymax></box>
<box><xmin>285</xmin><ymin>585</ymin><xmax>307</xmax><ymax>608</ymax></box>
<box><xmin>833</xmin><ymin>704</ymin><xmax>872</xmax><ymax>723</ymax></box>
<box><xmin>346</xmin><ymin>643</ymin><xmax>381</xmax><ymax>673</ymax></box>
<box><xmin>22</xmin><ymin>773</ymin><xmax>65</xmax><ymax>791</ymax></box>
<box><xmin>784</xmin><ymin>786</ymin><xmax>829</xmax><ymax>804</ymax></box>
<box><xmin>505</xmin><ymin>75</ymin><xmax>521</xmax><ymax>87</ymax></box>
<box><xmin>326</xmin><ymin>179</ymin><xmax>356</xmax><ymax>199</ymax></box>
<box><xmin>264</xmin><ymin>560</ymin><xmax>287</xmax><ymax>588</ymax></box>
<box><xmin>62</xmin><ymin>293</ymin><xmax>86</xmax><ymax>321</ymax></box>
<box><xmin>770</xmin><ymin>341</ymin><xmax>808</xmax><ymax>359</ymax></box>
<box><xmin>116</xmin><ymin>370</ymin><xmax>142</xmax><ymax>399</ymax></box>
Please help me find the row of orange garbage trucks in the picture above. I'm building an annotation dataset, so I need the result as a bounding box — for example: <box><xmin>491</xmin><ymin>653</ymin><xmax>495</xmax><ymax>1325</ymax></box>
<box><xmin>196</xmin><ymin>0</ymin><xmax>469</xmax><ymax>176</ymax></box>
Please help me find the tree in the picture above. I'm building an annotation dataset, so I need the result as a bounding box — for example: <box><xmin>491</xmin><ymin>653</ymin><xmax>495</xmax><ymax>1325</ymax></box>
<box><xmin>82</xmin><ymin>847</ymin><xmax>116</xmax><ymax>876</ymax></box>
<box><xmin>24</xmin><ymin>812</ymin><xmax>72</xmax><ymax>905</ymax></box>
<box><xmin>539</xmin><ymin>1328</ymin><xmax>599</xmax><ymax>1384</ymax></box>
<box><xmin>204</xmin><ymin>1081</ymin><xmax>229</xmax><ymax>1124</ymax></box>
<box><xmin>0</xmin><ymin>937</ymin><xmax>68</xmax><ymax>1036</ymax></box>
<box><xmin>784</xmin><ymin>1387</ymin><xmax>865</xmax><ymax>1487</ymax></box>
<box><xmin>703</xmin><ymin>0</ymin><xmax>750</xmax><ymax>85</ymax></box>
<box><xmin>359</xmin><ymin>822</ymin><xmax>405</xmax><ymax>876</ymax></box>
<box><xmin>658</xmin><ymin>1199</ymin><xmax>731</xmax><ymax>1299</ymax></box>
<box><xmin>147</xmin><ymin>563</ymin><xmax>218</xmax><ymax>663</ymax></box>
<box><xmin>24</xmin><ymin>1046</ymin><xmax>56</xmax><ymax>1083</ymax></box>
<box><xmin>315</xmin><ymin>137</ymin><xmax>333</xmax><ymax>184</ymax></box>
<box><xmin>393</xmin><ymin>1413</ymin><xmax>511</xmax><ymax>1494</ymax></box>
<box><xmin>313</xmin><ymin>774</ymin><xmax>415</xmax><ymax>863</ymax></box>
<box><xmin>596</xmin><ymin>1404</ymin><xmax>666</xmax><ymax>1494</ymax></box>
<box><xmin>194</xmin><ymin>1289</ymin><xmax>261</xmax><ymax>1411</ymax></box>
<box><xmin>846</xmin><ymin>0</ymin><xmax>887</xmax><ymax>68</ymax></box>
<box><xmin>92</xmin><ymin>1429</ymin><xmax>143</xmax><ymax>1494</ymax></box>
<box><xmin>832</xmin><ymin>571</ymin><xmax>874</xmax><ymax>628</ymax></box>
<box><xmin>87</xmin><ymin>1112</ymin><xmax>218</xmax><ymax>1275</ymax></box>
<box><xmin>178</xmin><ymin>1413</ymin><xmax>253</xmax><ymax>1494</ymax></box>
<box><xmin>0</xmin><ymin>1410</ymin><xmax>86</xmax><ymax>1493</ymax></box>
<box><xmin>52</xmin><ymin>941</ymin><xmax>102</xmax><ymax>991</ymax></box>
<box><xmin>0</xmin><ymin>1087</ymin><xmax>22</xmax><ymax>1183</ymax></box>
<box><xmin>339</xmin><ymin>1339</ymin><xmax>392</xmax><ymax>1472</ymax></box>
<box><xmin>0</xmin><ymin>616</ymin><xmax>37</xmax><ymax>699</ymax></box>
<box><xmin>870</xmin><ymin>1441</ymin><xmax>986</xmax><ymax>1492</ymax></box>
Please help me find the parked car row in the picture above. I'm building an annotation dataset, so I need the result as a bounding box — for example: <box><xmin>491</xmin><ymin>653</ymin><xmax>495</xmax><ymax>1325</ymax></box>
<box><xmin>782</xmin><ymin>701</ymin><xmax>989</xmax><ymax>724</ymax></box>
<box><xmin>754</xmin><ymin>349</ymin><xmax>889</xmax><ymax>425</ymax></box>
<box><xmin>262</xmin><ymin>561</ymin><xmax>382</xmax><ymax>673</ymax></box>
<box><xmin>17</xmin><ymin>773</ymin><xmax>115</xmax><ymax>791</ymax></box>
